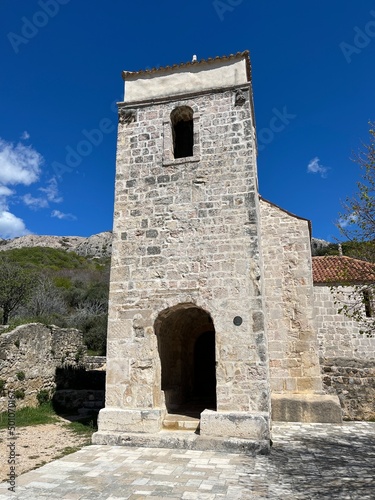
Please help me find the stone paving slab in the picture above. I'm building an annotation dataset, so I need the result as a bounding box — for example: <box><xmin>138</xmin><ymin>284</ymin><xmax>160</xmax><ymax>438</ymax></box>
<box><xmin>1</xmin><ymin>422</ymin><xmax>374</xmax><ymax>499</ymax></box>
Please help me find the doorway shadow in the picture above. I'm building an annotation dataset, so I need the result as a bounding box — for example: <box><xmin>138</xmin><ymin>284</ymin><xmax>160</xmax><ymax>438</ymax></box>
<box><xmin>155</xmin><ymin>304</ymin><xmax>217</xmax><ymax>417</ymax></box>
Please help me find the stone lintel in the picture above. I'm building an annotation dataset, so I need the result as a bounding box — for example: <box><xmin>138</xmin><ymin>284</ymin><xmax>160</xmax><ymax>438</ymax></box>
<box><xmin>200</xmin><ymin>410</ymin><xmax>270</xmax><ymax>441</ymax></box>
<box><xmin>271</xmin><ymin>394</ymin><xmax>342</xmax><ymax>423</ymax></box>
<box><xmin>96</xmin><ymin>408</ymin><xmax>163</xmax><ymax>434</ymax></box>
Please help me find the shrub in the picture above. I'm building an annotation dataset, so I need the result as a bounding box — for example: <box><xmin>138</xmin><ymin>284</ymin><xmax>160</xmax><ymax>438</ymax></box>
<box><xmin>37</xmin><ymin>389</ymin><xmax>51</xmax><ymax>406</ymax></box>
<box><xmin>14</xmin><ymin>389</ymin><xmax>25</xmax><ymax>399</ymax></box>
<box><xmin>16</xmin><ymin>371</ymin><xmax>25</xmax><ymax>381</ymax></box>
<box><xmin>82</xmin><ymin>315</ymin><xmax>107</xmax><ymax>355</ymax></box>
<box><xmin>75</xmin><ymin>347</ymin><xmax>85</xmax><ymax>363</ymax></box>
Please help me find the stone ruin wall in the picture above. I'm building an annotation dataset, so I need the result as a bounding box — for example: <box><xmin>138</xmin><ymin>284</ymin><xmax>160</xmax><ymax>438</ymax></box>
<box><xmin>314</xmin><ymin>285</ymin><xmax>375</xmax><ymax>420</ymax></box>
<box><xmin>0</xmin><ymin>323</ymin><xmax>86</xmax><ymax>411</ymax></box>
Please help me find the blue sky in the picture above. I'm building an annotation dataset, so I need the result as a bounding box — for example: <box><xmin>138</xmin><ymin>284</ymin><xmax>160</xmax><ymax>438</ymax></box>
<box><xmin>1</xmin><ymin>1</ymin><xmax>374</xmax><ymax>241</ymax></box>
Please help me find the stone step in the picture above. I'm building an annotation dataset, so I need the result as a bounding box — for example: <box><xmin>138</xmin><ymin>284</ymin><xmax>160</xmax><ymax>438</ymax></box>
<box><xmin>163</xmin><ymin>414</ymin><xmax>200</xmax><ymax>431</ymax></box>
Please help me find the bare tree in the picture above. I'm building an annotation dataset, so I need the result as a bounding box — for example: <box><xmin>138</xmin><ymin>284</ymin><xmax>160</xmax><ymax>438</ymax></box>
<box><xmin>22</xmin><ymin>273</ymin><xmax>67</xmax><ymax>318</ymax></box>
<box><xmin>337</xmin><ymin>123</ymin><xmax>375</xmax><ymax>335</ymax></box>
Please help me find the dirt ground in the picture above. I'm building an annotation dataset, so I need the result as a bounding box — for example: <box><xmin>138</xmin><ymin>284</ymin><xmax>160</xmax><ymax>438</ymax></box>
<box><xmin>0</xmin><ymin>420</ymin><xmax>91</xmax><ymax>483</ymax></box>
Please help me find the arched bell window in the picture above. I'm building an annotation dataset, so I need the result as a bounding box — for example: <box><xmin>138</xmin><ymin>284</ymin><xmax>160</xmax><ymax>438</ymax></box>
<box><xmin>170</xmin><ymin>106</ymin><xmax>194</xmax><ymax>159</ymax></box>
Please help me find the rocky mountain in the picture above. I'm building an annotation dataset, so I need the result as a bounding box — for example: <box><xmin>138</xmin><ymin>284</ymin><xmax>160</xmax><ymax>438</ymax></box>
<box><xmin>311</xmin><ymin>237</ymin><xmax>331</xmax><ymax>256</ymax></box>
<box><xmin>0</xmin><ymin>232</ymin><xmax>329</xmax><ymax>259</ymax></box>
<box><xmin>0</xmin><ymin>231</ymin><xmax>112</xmax><ymax>258</ymax></box>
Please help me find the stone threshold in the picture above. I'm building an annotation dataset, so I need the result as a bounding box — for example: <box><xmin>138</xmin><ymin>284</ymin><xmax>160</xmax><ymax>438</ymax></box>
<box><xmin>92</xmin><ymin>430</ymin><xmax>270</xmax><ymax>455</ymax></box>
<box><xmin>163</xmin><ymin>413</ymin><xmax>200</xmax><ymax>431</ymax></box>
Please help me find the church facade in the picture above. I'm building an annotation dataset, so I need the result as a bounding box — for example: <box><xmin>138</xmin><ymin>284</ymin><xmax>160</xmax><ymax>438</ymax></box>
<box><xmin>93</xmin><ymin>52</ymin><xmax>342</xmax><ymax>453</ymax></box>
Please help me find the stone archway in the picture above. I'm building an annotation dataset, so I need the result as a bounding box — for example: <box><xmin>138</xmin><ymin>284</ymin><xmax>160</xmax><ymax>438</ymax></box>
<box><xmin>154</xmin><ymin>304</ymin><xmax>217</xmax><ymax>414</ymax></box>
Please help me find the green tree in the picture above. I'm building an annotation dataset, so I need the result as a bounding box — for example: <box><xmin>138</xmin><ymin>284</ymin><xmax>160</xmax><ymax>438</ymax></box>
<box><xmin>0</xmin><ymin>257</ymin><xmax>35</xmax><ymax>325</ymax></box>
<box><xmin>337</xmin><ymin>123</ymin><xmax>375</xmax><ymax>335</ymax></box>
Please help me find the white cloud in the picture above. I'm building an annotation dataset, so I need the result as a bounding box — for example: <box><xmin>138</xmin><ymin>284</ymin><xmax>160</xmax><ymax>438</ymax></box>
<box><xmin>51</xmin><ymin>210</ymin><xmax>76</xmax><ymax>221</ymax></box>
<box><xmin>0</xmin><ymin>185</ymin><xmax>14</xmax><ymax>213</ymax></box>
<box><xmin>0</xmin><ymin>211</ymin><xmax>30</xmax><ymax>239</ymax></box>
<box><xmin>39</xmin><ymin>177</ymin><xmax>63</xmax><ymax>203</ymax></box>
<box><xmin>0</xmin><ymin>186</ymin><xmax>14</xmax><ymax>198</ymax></box>
<box><xmin>20</xmin><ymin>131</ymin><xmax>30</xmax><ymax>140</ymax></box>
<box><xmin>22</xmin><ymin>193</ymin><xmax>49</xmax><ymax>209</ymax></box>
<box><xmin>338</xmin><ymin>213</ymin><xmax>358</xmax><ymax>228</ymax></box>
<box><xmin>22</xmin><ymin>177</ymin><xmax>63</xmax><ymax>211</ymax></box>
<box><xmin>0</xmin><ymin>138</ymin><xmax>43</xmax><ymax>186</ymax></box>
<box><xmin>307</xmin><ymin>157</ymin><xmax>329</xmax><ymax>178</ymax></box>
<box><xmin>0</xmin><ymin>137</ymin><xmax>45</xmax><ymax>237</ymax></box>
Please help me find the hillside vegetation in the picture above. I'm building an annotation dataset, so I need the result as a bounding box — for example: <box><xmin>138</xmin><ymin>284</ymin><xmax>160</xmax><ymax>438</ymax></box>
<box><xmin>314</xmin><ymin>240</ymin><xmax>375</xmax><ymax>262</ymax></box>
<box><xmin>0</xmin><ymin>247</ymin><xmax>110</xmax><ymax>355</ymax></box>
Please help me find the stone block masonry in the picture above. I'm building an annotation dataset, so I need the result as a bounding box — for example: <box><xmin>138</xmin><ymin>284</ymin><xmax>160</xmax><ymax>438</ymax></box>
<box><xmin>260</xmin><ymin>199</ymin><xmax>342</xmax><ymax>422</ymax></box>
<box><xmin>106</xmin><ymin>87</ymin><xmax>269</xmax><ymax>419</ymax></box>
<box><xmin>95</xmin><ymin>52</ymin><xmax>272</xmax><ymax>451</ymax></box>
<box><xmin>321</xmin><ymin>358</ymin><xmax>375</xmax><ymax>420</ymax></box>
<box><xmin>314</xmin><ymin>284</ymin><xmax>375</xmax><ymax>420</ymax></box>
<box><xmin>260</xmin><ymin>199</ymin><xmax>322</xmax><ymax>394</ymax></box>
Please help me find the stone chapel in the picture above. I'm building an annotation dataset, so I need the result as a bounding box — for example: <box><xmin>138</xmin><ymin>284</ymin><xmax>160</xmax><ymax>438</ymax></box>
<box><xmin>93</xmin><ymin>51</ymin><xmax>343</xmax><ymax>454</ymax></box>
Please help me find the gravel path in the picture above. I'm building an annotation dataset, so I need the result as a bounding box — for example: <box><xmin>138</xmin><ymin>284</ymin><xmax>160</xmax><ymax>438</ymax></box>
<box><xmin>0</xmin><ymin>420</ymin><xmax>90</xmax><ymax>483</ymax></box>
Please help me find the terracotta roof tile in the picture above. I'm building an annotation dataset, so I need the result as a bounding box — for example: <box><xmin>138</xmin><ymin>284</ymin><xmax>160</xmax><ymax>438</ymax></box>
<box><xmin>122</xmin><ymin>51</ymin><xmax>251</xmax><ymax>81</ymax></box>
<box><xmin>312</xmin><ymin>256</ymin><xmax>375</xmax><ymax>284</ymax></box>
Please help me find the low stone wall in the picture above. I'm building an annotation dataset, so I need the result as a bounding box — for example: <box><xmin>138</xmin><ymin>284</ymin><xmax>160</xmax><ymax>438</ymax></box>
<box><xmin>321</xmin><ymin>357</ymin><xmax>375</xmax><ymax>420</ymax></box>
<box><xmin>0</xmin><ymin>323</ymin><xmax>86</xmax><ymax>411</ymax></box>
<box><xmin>84</xmin><ymin>356</ymin><xmax>106</xmax><ymax>371</ymax></box>
<box><xmin>314</xmin><ymin>285</ymin><xmax>375</xmax><ymax>420</ymax></box>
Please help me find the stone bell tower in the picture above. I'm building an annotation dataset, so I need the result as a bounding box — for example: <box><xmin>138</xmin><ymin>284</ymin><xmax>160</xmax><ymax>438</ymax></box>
<box><xmin>94</xmin><ymin>51</ymin><xmax>271</xmax><ymax>453</ymax></box>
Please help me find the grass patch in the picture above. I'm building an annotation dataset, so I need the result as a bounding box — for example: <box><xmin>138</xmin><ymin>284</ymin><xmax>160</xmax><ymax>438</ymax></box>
<box><xmin>0</xmin><ymin>403</ymin><xmax>58</xmax><ymax>429</ymax></box>
<box><xmin>86</xmin><ymin>349</ymin><xmax>102</xmax><ymax>356</ymax></box>
<box><xmin>65</xmin><ymin>416</ymin><xmax>97</xmax><ymax>437</ymax></box>
<box><xmin>55</xmin><ymin>446</ymin><xmax>82</xmax><ymax>459</ymax></box>
<box><xmin>35</xmin><ymin>461</ymin><xmax>46</xmax><ymax>468</ymax></box>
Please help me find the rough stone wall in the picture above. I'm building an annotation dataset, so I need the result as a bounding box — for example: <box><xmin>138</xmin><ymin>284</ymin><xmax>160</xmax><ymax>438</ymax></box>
<box><xmin>107</xmin><ymin>86</ymin><xmax>270</xmax><ymax>416</ymax></box>
<box><xmin>314</xmin><ymin>285</ymin><xmax>375</xmax><ymax>419</ymax></box>
<box><xmin>84</xmin><ymin>356</ymin><xmax>106</xmax><ymax>371</ymax></box>
<box><xmin>0</xmin><ymin>323</ymin><xmax>86</xmax><ymax>411</ymax></box>
<box><xmin>260</xmin><ymin>199</ymin><xmax>323</xmax><ymax>394</ymax></box>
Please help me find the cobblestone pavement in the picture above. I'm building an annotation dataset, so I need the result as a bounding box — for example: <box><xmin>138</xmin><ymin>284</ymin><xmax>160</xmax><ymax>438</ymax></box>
<box><xmin>1</xmin><ymin>422</ymin><xmax>374</xmax><ymax>499</ymax></box>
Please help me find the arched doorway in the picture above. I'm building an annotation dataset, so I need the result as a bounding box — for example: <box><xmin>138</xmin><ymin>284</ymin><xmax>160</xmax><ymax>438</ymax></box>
<box><xmin>154</xmin><ymin>304</ymin><xmax>217</xmax><ymax>415</ymax></box>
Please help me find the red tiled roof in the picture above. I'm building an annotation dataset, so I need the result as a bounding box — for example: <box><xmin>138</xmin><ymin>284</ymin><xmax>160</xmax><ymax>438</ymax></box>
<box><xmin>122</xmin><ymin>51</ymin><xmax>251</xmax><ymax>81</ymax></box>
<box><xmin>312</xmin><ymin>256</ymin><xmax>375</xmax><ymax>284</ymax></box>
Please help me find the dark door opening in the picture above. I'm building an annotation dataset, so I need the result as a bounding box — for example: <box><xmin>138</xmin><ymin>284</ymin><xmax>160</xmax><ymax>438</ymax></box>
<box><xmin>155</xmin><ymin>304</ymin><xmax>217</xmax><ymax>416</ymax></box>
<box><xmin>193</xmin><ymin>331</ymin><xmax>217</xmax><ymax>407</ymax></box>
